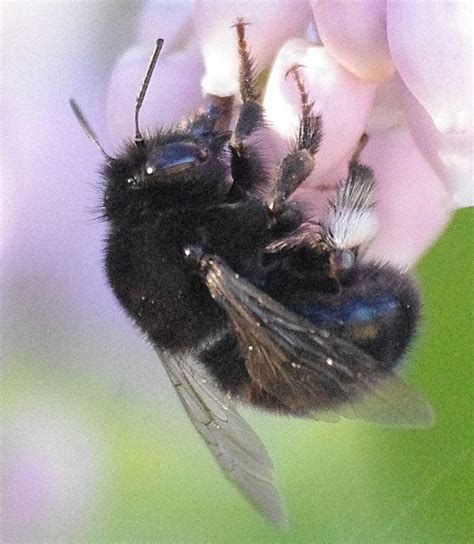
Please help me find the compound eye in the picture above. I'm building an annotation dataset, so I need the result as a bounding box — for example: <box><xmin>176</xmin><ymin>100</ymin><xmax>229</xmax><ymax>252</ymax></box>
<box><xmin>145</xmin><ymin>142</ymin><xmax>208</xmax><ymax>176</ymax></box>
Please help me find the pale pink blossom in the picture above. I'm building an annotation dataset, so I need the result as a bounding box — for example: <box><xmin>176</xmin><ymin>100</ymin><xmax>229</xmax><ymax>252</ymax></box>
<box><xmin>387</xmin><ymin>1</ymin><xmax>472</xmax><ymax>135</ymax></box>
<box><xmin>401</xmin><ymin>81</ymin><xmax>473</xmax><ymax>209</ymax></box>
<box><xmin>310</xmin><ymin>0</ymin><xmax>395</xmax><ymax>81</ymax></box>
<box><xmin>106</xmin><ymin>1</ymin><xmax>472</xmax><ymax>266</ymax></box>
<box><xmin>362</xmin><ymin>128</ymin><xmax>451</xmax><ymax>267</ymax></box>
<box><xmin>100</xmin><ymin>0</ymin><xmax>472</xmax><ymax>266</ymax></box>
<box><xmin>194</xmin><ymin>0</ymin><xmax>312</xmax><ymax>95</ymax></box>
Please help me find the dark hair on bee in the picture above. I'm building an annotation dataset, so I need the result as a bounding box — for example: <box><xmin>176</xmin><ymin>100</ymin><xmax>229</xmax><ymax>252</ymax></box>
<box><xmin>70</xmin><ymin>20</ymin><xmax>432</xmax><ymax>529</ymax></box>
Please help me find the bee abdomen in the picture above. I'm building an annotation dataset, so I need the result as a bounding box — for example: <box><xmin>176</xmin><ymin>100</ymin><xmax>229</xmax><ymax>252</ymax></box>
<box><xmin>287</xmin><ymin>263</ymin><xmax>421</xmax><ymax>371</ymax></box>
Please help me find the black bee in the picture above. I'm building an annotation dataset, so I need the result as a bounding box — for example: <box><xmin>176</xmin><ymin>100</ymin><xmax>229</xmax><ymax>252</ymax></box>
<box><xmin>71</xmin><ymin>21</ymin><xmax>433</xmax><ymax>528</ymax></box>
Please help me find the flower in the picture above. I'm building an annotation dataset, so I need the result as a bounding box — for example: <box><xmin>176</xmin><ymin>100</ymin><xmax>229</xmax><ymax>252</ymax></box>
<box><xmin>108</xmin><ymin>0</ymin><xmax>472</xmax><ymax>267</ymax></box>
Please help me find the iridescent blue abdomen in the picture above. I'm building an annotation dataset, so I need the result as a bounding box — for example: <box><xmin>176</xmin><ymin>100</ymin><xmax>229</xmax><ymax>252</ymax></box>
<box><xmin>286</xmin><ymin>263</ymin><xmax>421</xmax><ymax>371</ymax></box>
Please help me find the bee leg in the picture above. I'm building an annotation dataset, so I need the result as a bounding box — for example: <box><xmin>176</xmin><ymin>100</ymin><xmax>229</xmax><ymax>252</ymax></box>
<box><xmin>268</xmin><ymin>66</ymin><xmax>322</xmax><ymax>213</ymax></box>
<box><xmin>182</xmin><ymin>94</ymin><xmax>234</xmax><ymax>136</ymax></box>
<box><xmin>320</xmin><ymin>137</ymin><xmax>377</xmax><ymax>277</ymax></box>
<box><xmin>233</xmin><ymin>18</ymin><xmax>259</xmax><ymax>104</ymax></box>
<box><xmin>227</xmin><ymin>19</ymin><xmax>269</xmax><ymax>201</ymax></box>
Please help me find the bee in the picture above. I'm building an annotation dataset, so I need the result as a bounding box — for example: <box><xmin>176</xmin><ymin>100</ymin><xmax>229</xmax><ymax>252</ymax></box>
<box><xmin>70</xmin><ymin>21</ymin><xmax>433</xmax><ymax>528</ymax></box>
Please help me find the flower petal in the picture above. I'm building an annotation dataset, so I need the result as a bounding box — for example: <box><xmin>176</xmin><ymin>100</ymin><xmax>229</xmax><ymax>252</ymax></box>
<box><xmin>106</xmin><ymin>44</ymin><xmax>205</xmax><ymax>147</ymax></box>
<box><xmin>361</xmin><ymin>128</ymin><xmax>451</xmax><ymax>267</ymax></box>
<box><xmin>137</xmin><ymin>0</ymin><xmax>197</xmax><ymax>50</ymax></box>
<box><xmin>310</xmin><ymin>0</ymin><xmax>395</xmax><ymax>81</ymax></box>
<box><xmin>366</xmin><ymin>74</ymin><xmax>406</xmax><ymax>134</ymax></box>
<box><xmin>387</xmin><ymin>1</ymin><xmax>472</xmax><ymax>134</ymax></box>
<box><xmin>194</xmin><ymin>0</ymin><xmax>312</xmax><ymax>96</ymax></box>
<box><xmin>401</xmin><ymin>83</ymin><xmax>473</xmax><ymax>209</ymax></box>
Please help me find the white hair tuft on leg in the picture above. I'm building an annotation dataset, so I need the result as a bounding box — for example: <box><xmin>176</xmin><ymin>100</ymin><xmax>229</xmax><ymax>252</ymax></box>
<box><xmin>323</xmin><ymin>162</ymin><xmax>378</xmax><ymax>251</ymax></box>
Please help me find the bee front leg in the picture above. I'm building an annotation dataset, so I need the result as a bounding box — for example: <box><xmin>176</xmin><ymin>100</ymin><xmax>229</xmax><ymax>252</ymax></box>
<box><xmin>227</xmin><ymin>19</ymin><xmax>269</xmax><ymax>201</ymax></box>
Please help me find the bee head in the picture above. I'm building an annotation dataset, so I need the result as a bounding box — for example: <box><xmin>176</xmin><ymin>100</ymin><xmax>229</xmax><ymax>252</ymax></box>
<box><xmin>70</xmin><ymin>38</ymin><xmax>232</xmax><ymax>224</ymax></box>
<box><xmin>101</xmin><ymin>129</ymin><xmax>231</xmax><ymax>222</ymax></box>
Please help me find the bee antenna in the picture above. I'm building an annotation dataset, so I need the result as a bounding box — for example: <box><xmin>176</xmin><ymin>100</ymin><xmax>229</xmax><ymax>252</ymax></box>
<box><xmin>134</xmin><ymin>38</ymin><xmax>164</xmax><ymax>148</ymax></box>
<box><xmin>69</xmin><ymin>99</ymin><xmax>112</xmax><ymax>160</ymax></box>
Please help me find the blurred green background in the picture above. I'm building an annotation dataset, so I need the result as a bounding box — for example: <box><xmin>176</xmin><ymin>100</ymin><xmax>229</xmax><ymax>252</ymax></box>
<box><xmin>3</xmin><ymin>209</ymin><xmax>472</xmax><ymax>543</ymax></box>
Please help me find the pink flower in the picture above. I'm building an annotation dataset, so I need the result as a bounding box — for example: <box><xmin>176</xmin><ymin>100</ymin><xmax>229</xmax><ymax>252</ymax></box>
<box><xmin>108</xmin><ymin>1</ymin><xmax>472</xmax><ymax>268</ymax></box>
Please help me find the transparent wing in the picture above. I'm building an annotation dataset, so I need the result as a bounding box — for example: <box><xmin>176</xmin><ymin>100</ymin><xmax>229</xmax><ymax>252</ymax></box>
<box><xmin>200</xmin><ymin>255</ymin><xmax>434</xmax><ymax>428</ymax></box>
<box><xmin>155</xmin><ymin>347</ymin><xmax>287</xmax><ymax>529</ymax></box>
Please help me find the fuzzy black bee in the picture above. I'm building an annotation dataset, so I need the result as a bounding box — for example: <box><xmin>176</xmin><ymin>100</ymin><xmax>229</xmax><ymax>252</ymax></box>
<box><xmin>71</xmin><ymin>22</ymin><xmax>433</xmax><ymax>528</ymax></box>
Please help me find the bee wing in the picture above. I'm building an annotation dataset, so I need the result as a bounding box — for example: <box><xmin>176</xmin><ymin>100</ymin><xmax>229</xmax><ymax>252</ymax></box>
<box><xmin>201</xmin><ymin>255</ymin><xmax>433</xmax><ymax>428</ymax></box>
<box><xmin>155</xmin><ymin>347</ymin><xmax>287</xmax><ymax>529</ymax></box>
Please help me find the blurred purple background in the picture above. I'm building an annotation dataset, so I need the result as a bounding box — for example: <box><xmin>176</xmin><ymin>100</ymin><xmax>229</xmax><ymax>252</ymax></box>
<box><xmin>1</xmin><ymin>3</ymin><xmax>172</xmax><ymax>396</ymax></box>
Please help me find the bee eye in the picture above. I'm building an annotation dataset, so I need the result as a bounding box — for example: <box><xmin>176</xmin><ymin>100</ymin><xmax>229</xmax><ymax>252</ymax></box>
<box><xmin>145</xmin><ymin>142</ymin><xmax>209</xmax><ymax>176</ymax></box>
